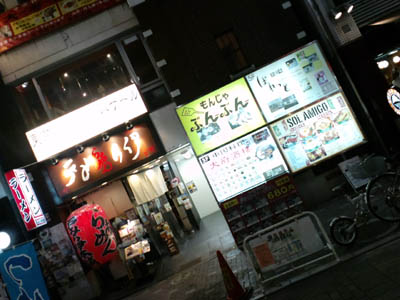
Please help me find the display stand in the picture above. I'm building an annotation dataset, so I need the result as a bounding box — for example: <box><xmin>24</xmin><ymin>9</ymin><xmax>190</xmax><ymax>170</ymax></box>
<box><xmin>219</xmin><ymin>173</ymin><xmax>303</xmax><ymax>247</ymax></box>
<box><xmin>155</xmin><ymin>222</ymin><xmax>179</xmax><ymax>256</ymax></box>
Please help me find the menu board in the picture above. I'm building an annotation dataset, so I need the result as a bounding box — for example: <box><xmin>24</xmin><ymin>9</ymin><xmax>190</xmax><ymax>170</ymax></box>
<box><xmin>176</xmin><ymin>78</ymin><xmax>266</xmax><ymax>156</ymax></box>
<box><xmin>246</xmin><ymin>41</ymin><xmax>339</xmax><ymax>122</ymax></box>
<box><xmin>270</xmin><ymin>92</ymin><xmax>365</xmax><ymax>172</ymax></box>
<box><xmin>199</xmin><ymin>127</ymin><xmax>288</xmax><ymax>202</ymax></box>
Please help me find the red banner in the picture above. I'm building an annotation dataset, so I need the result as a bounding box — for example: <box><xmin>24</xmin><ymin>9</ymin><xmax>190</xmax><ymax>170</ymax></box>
<box><xmin>5</xmin><ymin>169</ymin><xmax>47</xmax><ymax>231</ymax></box>
<box><xmin>0</xmin><ymin>0</ymin><xmax>123</xmax><ymax>54</ymax></box>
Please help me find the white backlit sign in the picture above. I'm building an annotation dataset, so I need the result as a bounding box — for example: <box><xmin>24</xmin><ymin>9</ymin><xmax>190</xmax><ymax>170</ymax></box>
<box><xmin>246</xmin><ymin>41</ymin><xmax>339</xmax><ymax>123</ymax></box>
<box><xmin>26</xmin><ymin>84</ymin><xmax>147</xmax><ymax>161</ymax></box>
<box><xmin>199</xmin><ymin>126</ymin><xmax>288</xmax><ymax>202</ymax></box>
<box><xmin>270</xmin><ymin>92</ymin><xmax>365</xmax><ymax>172</ymax></box>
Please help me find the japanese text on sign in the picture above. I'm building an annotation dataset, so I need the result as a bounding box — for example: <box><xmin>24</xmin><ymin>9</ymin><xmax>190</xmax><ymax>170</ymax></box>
<box><xmin>177</xmin><ymin>78</ymin><xmax>266</xmax><ymax>156</ymax></box>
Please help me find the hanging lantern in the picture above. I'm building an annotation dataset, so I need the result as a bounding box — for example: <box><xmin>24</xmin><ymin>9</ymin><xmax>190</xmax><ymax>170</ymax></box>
<box><xmin>66</xmin><ymin>204</ymin><xmax>118</xmax><ymax>265</ymax></box>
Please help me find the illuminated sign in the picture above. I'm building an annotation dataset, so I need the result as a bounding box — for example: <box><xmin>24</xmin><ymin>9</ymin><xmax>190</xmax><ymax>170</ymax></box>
<box><xmin>387</xmin><ymin>87</ymin><xmax>400</xmax><ymax>116</ymax></box>
<box><xmin>199</xmin><ymin>126</ymin><xmax>288</xmax><ymax>202</ymax></box>
<box><xmin>176</xmin><ymin>78</ymin><xmax>266</xmax><ymax>156</ymax></box>
<box><xmin>5</xmin><ymin>169</ymin><xmax>47</xmax><ymax>231</ymax></box>
<box><xmin>26</xmin><ymin>84</ymin><xmax>147</xmax><ymax>162</ymax></box>
<box><xmin>246</xmin><ymin>41</ymin><xmax>339</xmax><ymax>123</ymax></box>
<box><xmin>270</xmin><ymin>92</ymin><xmax>365</xmax><ymax>172</ymax></box>
<box><xmin>47</xmin><ymin>124</ymin><xmax>159</xmax><ymax>197</ymax></box>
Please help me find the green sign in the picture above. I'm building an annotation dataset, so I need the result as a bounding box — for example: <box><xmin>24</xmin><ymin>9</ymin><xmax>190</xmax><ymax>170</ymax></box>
<box><xmin>176</xmin><ymin>78</ymin><xmax>266</xmax><ymax>156</ymax></box>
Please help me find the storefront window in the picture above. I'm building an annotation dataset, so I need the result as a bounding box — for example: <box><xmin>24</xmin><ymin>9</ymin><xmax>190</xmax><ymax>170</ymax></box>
<box><xmin>123</xmin><ymin>36</ymin><xmax>158</xmax><ymax>85</ymax></box>
<box><xmin>36</xmin><ymin>44</ymin><xmax>131</xmax><ymax>119</ymax></box>
<box><xmin>13</xmin><ymin>81</ymin><xmax>49</xmax><ymax>130</ymax></box>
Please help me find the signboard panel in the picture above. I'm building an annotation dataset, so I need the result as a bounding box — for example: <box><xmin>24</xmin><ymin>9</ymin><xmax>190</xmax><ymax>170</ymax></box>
<box><xmin>0</xmin><ymin>0</ymin><xmax>124</xmax><ymax>54</ymax></box>
<box><xmin>26</xmin><ymin>84</ymin><xmax>147</xmax><ymax>162</ymax></box>
<box><xmin>47</xmin><ymin>123</ymin><xmax>159</xmax><ymax>197</ymax></box>
<box><xmin>0</xmin><ymin>242</ymin><xmax>50</xmax><ymax>300</ymax></box>
<box><xmin>5</xmin><ymin>169</ymin><xmax>47</xmax><ymax>231</ymax></box>
<box><xmin>199</xmin><ymin>126</ymin><xmax>288</xmax><ymax>202</ymax></box>
<box><xmin>176</xmin><ymin>78</ymin><xmax>266</xmax><ymax>156</ymax></box>
<box><xmin>270</xmin><ymin>92</ymin><xmax>365</xmax><ymax>172</ymax></box>
<box><xmin>246</xmin><ymin>41</ymin><xmax>339</xmax><ymax>123</ymax></box>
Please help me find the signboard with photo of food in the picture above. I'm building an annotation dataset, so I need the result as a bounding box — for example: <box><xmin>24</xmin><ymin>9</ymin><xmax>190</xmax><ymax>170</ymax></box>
<box><xmin>270</xmin><ymin>92</ymin><xmax>365</xmax><ymax>172</ymax></box>
<box><xmin>246</xmin><ymin>41</ymin><xmax>339</xmax><ymax>123</ymax></box>
<box><xmin>176</xmin><ymin>78</ymin><xmax>266</xmax><ymax>156</ymax></box>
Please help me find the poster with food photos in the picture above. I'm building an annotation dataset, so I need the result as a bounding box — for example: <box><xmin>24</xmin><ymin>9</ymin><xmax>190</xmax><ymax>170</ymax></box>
<box><xmin>246</xmin><ymin>41</ymin><xmax>339</xmax><ymax>123</ymax></box>
<box><xmin>270</xmin><ymin>92</ymin><xmax>365</xmax><ymax>172</ymax></box>
<box><xmin>176</xmin><ymin>78</ymin><xmax>266</xmax><ymax>156</ymax></box>
<box><xmin>199</xmin><ymin>126</ymin><xmax>288</xmax><ymax>202</ymax></box>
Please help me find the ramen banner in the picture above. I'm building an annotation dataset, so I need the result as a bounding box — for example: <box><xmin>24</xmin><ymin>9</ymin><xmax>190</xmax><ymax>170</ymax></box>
<box><xmin>270</xmin><ymin>92</ymin><xmax>365</xmax><ymax>172</ymax></box>
<box><xmin>176</xmin><ymin>78</ymin><xmax>266</xmax><ymax>156</ymax></box>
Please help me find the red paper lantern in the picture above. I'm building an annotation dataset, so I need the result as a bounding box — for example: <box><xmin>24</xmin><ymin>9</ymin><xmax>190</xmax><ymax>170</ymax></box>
<box><xmin>66</xmin><ymin>204</ymin><xmax>118</xmax><ymax>265</ymax></box>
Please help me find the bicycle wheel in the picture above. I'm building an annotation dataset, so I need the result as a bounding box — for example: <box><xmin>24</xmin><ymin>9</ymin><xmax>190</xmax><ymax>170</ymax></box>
<box><xmin>330</xmin><ymin>217</ymin><xmax>357</xmax><ymax>246</ymax></box>
<box><xmin>366</xmin><ymin>173</ymin><xmax>400</xmax><ymax>222</ymax></box>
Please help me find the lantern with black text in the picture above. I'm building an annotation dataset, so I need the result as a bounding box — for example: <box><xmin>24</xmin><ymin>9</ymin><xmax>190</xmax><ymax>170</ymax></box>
<box><xmin>66</xmin><ymin>204</ymin><xmax>117</xmax><ymax>265</ymax></box>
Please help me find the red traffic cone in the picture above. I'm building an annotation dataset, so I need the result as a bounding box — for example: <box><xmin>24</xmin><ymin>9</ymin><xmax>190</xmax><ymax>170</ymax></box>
<box><xmin>216</xmin><ymin>250</ymin><xmax>253</xmax><ymax>300</ymax></box>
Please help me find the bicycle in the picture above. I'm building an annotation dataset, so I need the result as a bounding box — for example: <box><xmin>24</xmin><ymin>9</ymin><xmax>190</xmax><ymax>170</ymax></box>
<box><xmin>329</xmin><ymin>154</ymin><xmax>400</xmax><ymax>246</ymax></box>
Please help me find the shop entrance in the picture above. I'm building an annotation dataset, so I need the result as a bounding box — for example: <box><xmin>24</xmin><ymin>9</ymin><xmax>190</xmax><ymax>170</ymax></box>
<box><xmin>64</xmin><ymin>145</ymin><xmax>235</xmax><ymax>296</ymax></box>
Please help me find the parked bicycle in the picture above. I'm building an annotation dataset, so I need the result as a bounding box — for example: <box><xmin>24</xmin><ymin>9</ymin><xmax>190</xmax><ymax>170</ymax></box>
<box><xmin>329</xmin><ymin>153</ymin><xmax>400</xmax><ymax>246</ymax></box>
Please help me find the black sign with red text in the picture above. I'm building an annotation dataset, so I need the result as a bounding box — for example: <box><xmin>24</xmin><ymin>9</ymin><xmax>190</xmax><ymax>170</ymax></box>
<box><xmin>47</xmin><ymin>123</ymin><xmax>159</xmax><ymax>197</ymax></box>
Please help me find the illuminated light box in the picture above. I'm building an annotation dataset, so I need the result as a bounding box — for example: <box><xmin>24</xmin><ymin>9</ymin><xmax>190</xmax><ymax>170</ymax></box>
<box><xmin>26</xmin><ymin>84</ymin><xmax>147</xmax><ymax>162</ymax></box>
<box><xmin>5</xmin><ymin>169</ymin><xmax>47</xmax><ymax>231</ymax></box>
<box><xmin>176</xmin><ymin>78</ymin><xmax>266</xmax><ymax>156</ymax></box>
<box><xmin>199</xmin><ymin>126</ymin><xmax>288</xmax><ymax>202</ymax></box>
<box><xmin>270</xmin><ymin>92</ymin><xmax>365</xmax><ymax>172</ymax></box>
<box><xmin>246</xmin><ymin>41</ymin><xmax>339</xmax><ymax>123</ymax></box>
<box><xmin>47</xmin><ymin>123</ymin><xmax>159</xmax><ymax>197</ymax></box>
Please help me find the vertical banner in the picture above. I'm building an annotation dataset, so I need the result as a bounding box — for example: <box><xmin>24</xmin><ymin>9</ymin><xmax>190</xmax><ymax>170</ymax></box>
<box><xmin>5</xmin><ymin>169</ymin><xmax>47</xmax><ymax>231</ymax></box>
<box><xmin>0</xmin><ymin>242</ymin><xmax>50</xmax><ymax>300</ymax></box>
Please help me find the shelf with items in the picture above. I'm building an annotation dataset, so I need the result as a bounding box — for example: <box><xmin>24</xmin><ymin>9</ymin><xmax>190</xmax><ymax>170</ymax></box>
<box><xmin>220</xmin><ymin>173</ymin><xmax>303</xmax><ymax>248</ymax></box>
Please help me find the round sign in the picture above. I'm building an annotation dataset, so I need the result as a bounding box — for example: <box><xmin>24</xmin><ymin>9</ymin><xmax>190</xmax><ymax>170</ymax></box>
<box><xmin>387</xmin><ymin>87</ymin><xmax>400</xmax><ymax>116</ymax></box>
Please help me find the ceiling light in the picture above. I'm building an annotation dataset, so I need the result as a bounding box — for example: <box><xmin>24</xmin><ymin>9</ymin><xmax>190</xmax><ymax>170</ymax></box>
<box><xmin>76</xmin><ymin>145</ymin><xmax>84</xmax><ymax>154</ymax></box>
<box><xmin>331</xmin><ymin>9</ymin><xmax>342</xmax><ymax>20</ymax></box>
<box><xmin>72</xmin><ymin>196</ymin><xmax>78</xmax><ymax>200</ymax></box>
<box><xmin>82</xmin><ymin>92</ymin><xmax>87</xmax><ymax>97</ymax></box>
<box><xmin>102</xmin><ymin>134</ymin><xmax>110</xmax><ymax>142</ymax></box>
<box><xmin>345</xmin><ymin>4</ymin><xmax>354</xmax><ymax>13</ymax></box>
<box><xmin>393</xmin><ymin>56</ymin><xmax>400</xmax><ymax>64</ymax></box>
<box><xmin>389</xmin><ymin>50</ymin><xmax>398</xmax><ymax>55</ymax></box>
<box><xmin>21</xmin><ymin>82</ymin><xmax>29</xmax><ymax>88</ymax></box>
<box><xmin>377</xmin><ymin>60</ymin><xmax>389</xmax><ymax>69</ymax></box>
<box><xmin>63</xmin><ymin>72</ymin><xmax>69</xmax><ymax>78</ymax></box>
<box><xmin>107</xmin><ymin>53</ymin><xmax>111</xmax><ymax>58</ymax></box>
<box><xmin>101</xmin><ymin>182</ymin><xmax>108</xmax><ymax>186</ymax></box>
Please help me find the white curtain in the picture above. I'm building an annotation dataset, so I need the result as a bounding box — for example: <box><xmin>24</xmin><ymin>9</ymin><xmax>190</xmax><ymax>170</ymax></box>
<box><xmin>127</xmin><ymin>166</ymin><xmax>168</xmax><ymax>205</ymax></box>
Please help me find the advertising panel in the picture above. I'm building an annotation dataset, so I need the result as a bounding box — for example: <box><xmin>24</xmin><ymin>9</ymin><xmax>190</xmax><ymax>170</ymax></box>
<box><xmin>246</xmin><ymin>41</ymin><xmax>339</xmax><ymax>122</ymax></box>
<box><xmin>0</xmin><ymin>242</ymin><xmax>50</xmax><ymax>300</ymax></box>
<box><xmin>176</xmin><ymin>78</ymin><xmax>266</xmax><ymax>156</ymax></box>
<box><xmin>0</xmin><ymin>0</ymin><xmax>124</xmax><ymax>54</ymax></box>
<box><xmin>270</xmin><ymin>92</ymin><xmax>365</xmax><ymax>172</ymax></box>
<box><xmin>199</xmin><ymin>127</ymin><xmax>288</xmax><ymax>202</ymax></box>
<box><xmin>26</xmin><ymin>84</ymin><xmax>147</xmax><ymax>162</ymax></box>
<box><xmin>5</xmin><ymin>169</ymin><xmax>47</xmax><ymax>231</ymax></box>
<box><xmin>47</xmin><ymin>123</ymin><xmax>159</xmax><ymax>197</ymax></box>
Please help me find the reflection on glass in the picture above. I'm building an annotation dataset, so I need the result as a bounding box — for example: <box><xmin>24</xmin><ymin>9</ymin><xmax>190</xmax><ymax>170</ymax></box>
<box><xmin>36</xmin><ymin>45</ymin><xmax>131</xmax><ymax>119</ymax></box>
<box><xmin>13</xmin><ymin>81</ymin><xmax>48</xmax><ymax>130</ymax></box>
<box><xmin>123</xmin><ymin>37</ymin><xmax>158</xmax><ymax>85</ymax></box>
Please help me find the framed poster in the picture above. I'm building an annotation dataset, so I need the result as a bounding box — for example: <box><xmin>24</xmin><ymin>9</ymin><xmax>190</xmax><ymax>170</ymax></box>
<box><xmin>199</xmin><ymin>126</ymin><xmax>288</xmax><ymax>202</ymax></box>
<box><xmin>246</xmin><ymin>41</ymin><xmax>339</xmax><ymax>123</ymax></box>
<box><xmin>270</xmin><ymin>92</ymin><xmax>365</xmax><ymax>172</ymax></box>
<box><xmin>176</xmin><ymin>78</ymin><xmax>266</xmax><ymax>156</ymax></box>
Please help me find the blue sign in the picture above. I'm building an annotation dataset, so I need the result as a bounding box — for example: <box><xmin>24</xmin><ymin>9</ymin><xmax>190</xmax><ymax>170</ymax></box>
<box><xmin>0</xmin><ymin>242</ymin><xmax>49</xmax><ymax>300</ymax></box>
